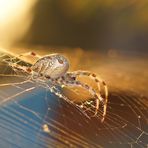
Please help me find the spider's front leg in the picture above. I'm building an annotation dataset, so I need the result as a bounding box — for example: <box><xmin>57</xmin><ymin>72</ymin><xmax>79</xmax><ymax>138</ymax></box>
<box><xmin>67</xmin><ymin>71</ymin><xmax>108</xmax><ymax>122</ymax></box>
<box><xmin>57</xmin><ymin>76</ymin><xmax>106</xmax><ymax>122</ymax></box>
<box><xmin>68</xmin><ymin>71</ymin><xmax>108</xmax><ymax>99</ymax></box>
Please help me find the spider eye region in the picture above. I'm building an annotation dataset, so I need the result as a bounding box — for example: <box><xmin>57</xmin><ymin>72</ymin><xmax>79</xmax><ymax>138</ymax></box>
<box><xmin>58</xmin><ymin>58</ymin><xmax>64</xmax><ymax>64</ymax></box>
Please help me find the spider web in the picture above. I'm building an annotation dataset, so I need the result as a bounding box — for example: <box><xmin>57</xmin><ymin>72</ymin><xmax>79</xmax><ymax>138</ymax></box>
<box><xmin>0</xmin><ymin>50</ymin><xmax>147</xmax><ymax>148</ymax></box>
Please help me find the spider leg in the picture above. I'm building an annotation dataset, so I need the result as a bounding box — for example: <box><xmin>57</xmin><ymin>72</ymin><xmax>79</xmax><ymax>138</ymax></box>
<box><xmin>43</xmin><ymin>80</ymin><xmax>90</xmax><ymax>119</ymax></box>
<box><xmin>68</xmin><ymin>70</ymin><xmax>108</xmax><ymax>99</ymax></box>
<box><xmin>67</xmin><ymin>71</ymin><xmax>108</xmax><ymax>122</ymax></box>
<box><xmin>57</xmin><ymin>78</ymin><xmax>105</xmax><ymax>121</ymax></box>
<box><xmin>1</xmin><ymin>53</ymin><xmax>33</xmax><ymax>75</ymax></box>
<box><xmin>4</xmin><ymin>61</ymin><xmax>33</xmax><ymax>78</ymax></box>
<box><xmin>40</xmin><ymin>80</ymin><xmax>70</xmax><ymax>103</ymax></box>
<box><xmin>5</xmin><ymin>51</ymin><xmax>40</xmax><ymax>71</ymax></box>
<box><xmin>38</xmin><ymin>81</ymin><xmax>92</xmax><ymax>133</ymax></box>
<box><xmin>18</xmin><ymin>51</ymin><xmax>41</xmax><ymax>59</ymax></box>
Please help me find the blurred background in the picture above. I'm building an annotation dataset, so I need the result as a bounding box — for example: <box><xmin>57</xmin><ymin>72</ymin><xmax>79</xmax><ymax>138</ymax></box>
<box><xmin>0</xmin><ymin>0</ymin><xmax>148</xmax><ymax>95</ymax></box>
<box><xmin>0</xmin><ymin>0</ymin><xmax>148</xmax><ymax>52</ymax></box>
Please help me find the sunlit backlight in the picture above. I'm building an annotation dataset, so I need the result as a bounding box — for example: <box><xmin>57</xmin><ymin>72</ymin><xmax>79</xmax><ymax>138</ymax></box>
<box><xmin>0</xmin><ymin>0</ymin><xmax>37</xmax><ymax>47</ymax></box>
<box><xmin>0</xmin><ymin>0</ymin><xmax>23</xmax><ymax>22</ymax></box>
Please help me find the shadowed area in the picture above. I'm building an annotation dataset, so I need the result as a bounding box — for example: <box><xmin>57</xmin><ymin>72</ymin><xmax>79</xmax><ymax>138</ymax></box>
<box><xmin>21</xmin><ymin>0</ymin><xmax>148</xmax><ymax>52</ymax></box>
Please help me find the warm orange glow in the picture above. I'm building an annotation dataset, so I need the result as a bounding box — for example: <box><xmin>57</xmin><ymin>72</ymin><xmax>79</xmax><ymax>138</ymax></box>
<box><xmin>0</xmin><ymin>0</ymin><xmax>37</xmax><ymax>47</ymax></box>
<box><xmin>0</xmin><ymin>0</ymin><xmax>24</xmax><ymax>23</ymax></box>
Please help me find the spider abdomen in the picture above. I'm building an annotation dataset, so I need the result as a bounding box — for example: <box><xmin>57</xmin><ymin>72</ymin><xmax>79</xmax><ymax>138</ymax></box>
<box><xmin>31</xmin><ymin>54</ymin><xmax>69</xmax><ymax>79</ymax></box>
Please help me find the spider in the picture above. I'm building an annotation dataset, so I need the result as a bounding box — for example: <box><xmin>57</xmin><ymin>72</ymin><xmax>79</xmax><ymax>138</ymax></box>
<box><xmin>3</xmin><ymin>51</ymin><xmax>108</xmax><ymax>122</ymax></box>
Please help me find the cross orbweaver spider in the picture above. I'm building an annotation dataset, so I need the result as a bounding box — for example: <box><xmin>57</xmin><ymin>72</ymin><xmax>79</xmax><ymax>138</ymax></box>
<box><xmin>3</xmin><ymin>51</ymin><xmax>108</xmax><ymax>122</ymax></box>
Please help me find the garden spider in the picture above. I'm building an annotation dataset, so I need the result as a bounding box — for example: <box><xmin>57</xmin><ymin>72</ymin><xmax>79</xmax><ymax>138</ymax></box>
<box><xmin>3</xmin><ymin>51</ymin><xmax>108</xmax><ymax>122</ymax></box>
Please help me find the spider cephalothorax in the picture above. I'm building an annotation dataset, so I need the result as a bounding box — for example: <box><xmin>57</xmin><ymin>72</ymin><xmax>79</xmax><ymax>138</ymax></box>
<box><xmin>4</xmin><ymin>52</ymin><xmax>108</xmax><ymax>122</ymax></box>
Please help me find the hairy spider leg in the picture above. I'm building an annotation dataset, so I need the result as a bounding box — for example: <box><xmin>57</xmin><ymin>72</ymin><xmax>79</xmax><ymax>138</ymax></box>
<box><xmin>40</xmin><ymin>80</ymin><xmax>72</xmax><ymax>104</ymax></box>
<box><xmin>6</xmin><ymin>51</ymin><xmax>41</xmax><ymax>72</ymax></box>
<box><xmin>19</xmin><ymin>51</ymin><xmax>41</xmax><ymax>59</ymax></box>
<box><xmin>57</xmin><ymin>78</ymin><xmax>105</xmax><ymax>121</ymax></box>
<box><xmin>67</xmin><ymin>71</ymin><xmax>108</xmax><ymax>122</ymax></box>
<box><xmin>40</xmin><ymin>81</ymin><xmax>92</xmax><ymax>132</ymax></box>
<box><xmin>1</xmin><ymin>53</ymin><xmax>33</xmax><ymax>75</ymax></box>
<box><xmin>12</xmin><ymin>63</ymin><xmax>33</xmax><ymax>74</ymax></box>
